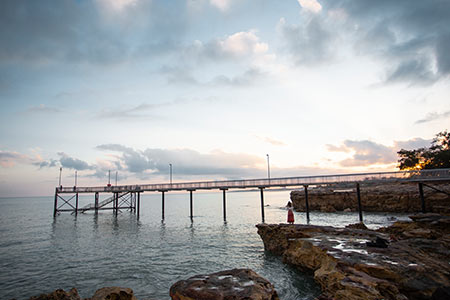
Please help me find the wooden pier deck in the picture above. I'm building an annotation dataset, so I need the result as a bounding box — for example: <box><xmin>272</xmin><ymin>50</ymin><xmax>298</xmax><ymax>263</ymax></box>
<box><xmin>54</xmin><ymin>168</ymin><xmax>450</xmax><ymax>222</ymax></box>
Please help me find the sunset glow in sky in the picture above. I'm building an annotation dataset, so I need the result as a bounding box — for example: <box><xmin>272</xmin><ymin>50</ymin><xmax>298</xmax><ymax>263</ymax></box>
<box><xmin>1</xmin><ymin>0</ymin><xmax>449</xmax><ymax>196</ymax></box>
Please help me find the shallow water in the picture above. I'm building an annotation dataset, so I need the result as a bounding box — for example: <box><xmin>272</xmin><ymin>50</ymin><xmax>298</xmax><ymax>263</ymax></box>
<box><xmin>0</xmin><ymin>190</ymin><xmax>410</xmax><ymax>299</ymax></box>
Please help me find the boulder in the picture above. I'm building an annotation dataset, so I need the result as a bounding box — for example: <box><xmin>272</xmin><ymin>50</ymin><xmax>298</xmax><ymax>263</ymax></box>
<box><xmin>169</xmin><ymin>268</ymin><xmax>279</xmax><ymax>300</ymax></box>
<box><xmin>29</xmin><ymin>288</ymin><xmax>81</xmax><ymax>300</ymax></box>
<box><xmin>90</xmin><ymin>287</ymin><xmax>137</xmax><ymax>300</ymax></box>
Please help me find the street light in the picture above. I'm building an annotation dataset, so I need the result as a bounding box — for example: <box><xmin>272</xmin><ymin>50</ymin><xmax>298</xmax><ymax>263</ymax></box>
<box><xmin>107</xmin><ymin>170</ymin><xmax>111</xmax><ymax>187</ymax></box>
<box><xmin>115</xmin><ymin>171</ymin><xmax>118</xmax><ymax>186</ymax></box>
<box><xmin>74</xmin><ymin>170</ymin><xmax>77</xmax><ymax>187</ymax></box>
<box><xmin>169</xmin><ymin>163</ymin><xmax>172</xmax><ymax>184</ymax></box>
<box><xmin>266</xmin><ymin>154</ymin><xmax>270</xmax><ymax>182</ymax></box>
<box><xmin>58</xmin><ymin>167</ymin><xmax>63</xmax><ymax>187</ymax></box>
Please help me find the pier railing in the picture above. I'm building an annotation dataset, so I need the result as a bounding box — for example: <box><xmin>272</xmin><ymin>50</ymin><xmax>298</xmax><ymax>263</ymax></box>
<box><xmin>58</xmin><ymin>168</ymin><xmax>450</xmax><ymax>194</ymax></box>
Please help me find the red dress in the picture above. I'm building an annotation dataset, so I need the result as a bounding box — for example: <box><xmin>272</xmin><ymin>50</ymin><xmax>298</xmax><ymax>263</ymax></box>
<box><xmin>287</xmin><ymin>208</ymin><xmax>294</xmax><ymax>223</ymax></box>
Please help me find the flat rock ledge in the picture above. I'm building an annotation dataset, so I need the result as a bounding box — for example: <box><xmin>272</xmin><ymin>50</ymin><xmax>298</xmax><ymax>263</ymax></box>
<box><xmin>256</xmin><ymin>213</ymin><xmax>450</xmax><ymax>300</ymax></box>
<box><xmin>169</xmin><ymin>268</ymin><xmax>279</xmax><ymax>300</ymax></box>
<box><xmin>26</xmin><ymin>286</ymin><xmax>136</xmax><ymax>300</ymax></box>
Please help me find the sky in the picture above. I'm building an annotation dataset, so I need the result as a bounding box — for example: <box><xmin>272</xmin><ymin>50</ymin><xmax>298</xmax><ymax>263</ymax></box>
<box><xmin>0</xmin><ymin>0</ymin><xmax>449</xmax><ymax>197</ymax></box>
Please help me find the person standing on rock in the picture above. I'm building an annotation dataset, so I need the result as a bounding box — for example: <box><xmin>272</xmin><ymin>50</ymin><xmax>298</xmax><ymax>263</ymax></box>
<box><xmin>287</xmin><ymin>201</ymin><xmax>294</xmax><ymax>224</ymax></box>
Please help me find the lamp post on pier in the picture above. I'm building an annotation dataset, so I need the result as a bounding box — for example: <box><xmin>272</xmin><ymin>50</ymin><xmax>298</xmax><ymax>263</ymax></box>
<box><xmin>74</xmin><ymin>171</ymin><xmax>77</xmax><ymax>187</ymax></box>
<box><xmin>58</xmin><ymin>167</ymin><xmax>62</xmax><ymax>189</ymax></box>
<box><xmin>266</xmin><ymin>154</ymin><xmax>270</xmax><ymax>183</ymax></box>
<box><xmin>115</xmin><ymin>171</ymin><xmax>118</xmax><ymax>186</ymax></box>
<box><xmin>169</xmin><ymin>163</ymin><xmax>172</xmax><ymax>184</ymax></box>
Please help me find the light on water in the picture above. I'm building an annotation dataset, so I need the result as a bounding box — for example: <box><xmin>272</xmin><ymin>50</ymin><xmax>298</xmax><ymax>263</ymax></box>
<box><xmin>0</xmin><ymin>190</ymin><xmax>409</xmax><ymax>300</ymax></box>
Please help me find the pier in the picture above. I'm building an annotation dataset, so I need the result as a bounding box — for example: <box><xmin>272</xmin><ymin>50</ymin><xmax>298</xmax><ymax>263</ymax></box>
<box><xmin>54</xmin><ymin>168</ymin><xmax>450</xmax><ymax>222</ymax></box>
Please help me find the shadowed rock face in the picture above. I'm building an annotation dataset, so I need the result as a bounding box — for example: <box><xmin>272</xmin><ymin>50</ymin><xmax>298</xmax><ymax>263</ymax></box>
<box><xmin>256</xmin><ymin>214</ymin><xmax>450</xmax><ymax>300</ymax></box>
<box><xmin>169</xmin><ymin>268</ymin><xmax>279</xmax><ymax>300</ymax></box>
<box><xmin>291</xmin><ymin>183</ymin><xmax>450</xmax><ymax>213</ymax></box>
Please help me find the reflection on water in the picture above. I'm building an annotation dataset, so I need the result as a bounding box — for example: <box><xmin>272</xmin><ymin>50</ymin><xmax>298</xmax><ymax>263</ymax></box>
<box><xmin>0</xmin><ymin>190</ymin><xmax>409</xmax><ymax>300</ymax></box>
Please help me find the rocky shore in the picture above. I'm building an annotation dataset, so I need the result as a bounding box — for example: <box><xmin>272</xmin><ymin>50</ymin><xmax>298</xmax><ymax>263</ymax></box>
<box><xmin>291</xmin><ymin>183</ymin><xmax>450</xmax><ymax>213</ymax></box>
<box><xmin>22</xmin><ymin>269</ymin><xmax>279</xmax><ymax>300</ymax></box>
<box><xmin>256</xmin><ymin>213</ymin><xmax>450</xmax><ymax>300</ymax></box>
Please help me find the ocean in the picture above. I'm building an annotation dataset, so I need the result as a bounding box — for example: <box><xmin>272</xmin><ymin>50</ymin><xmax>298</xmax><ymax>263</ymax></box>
<box><xmin>0</xmin><ymin>189</ymin><xmax>410</xmax><ymax>300</ymax></box>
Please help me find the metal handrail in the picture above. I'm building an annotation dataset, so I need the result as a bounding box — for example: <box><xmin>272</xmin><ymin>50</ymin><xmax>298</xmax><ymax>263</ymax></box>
<box><xmin>57</xmin><ymin>168</ymin><xmax>450</xmax><ymax>194</ymax></box>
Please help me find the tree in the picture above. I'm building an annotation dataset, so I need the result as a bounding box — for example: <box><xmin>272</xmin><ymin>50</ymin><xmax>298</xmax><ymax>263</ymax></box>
<box><xmin>397</xmin><ymin>130</ymin><xmax>450</xmax><ymax>170</ymax></box>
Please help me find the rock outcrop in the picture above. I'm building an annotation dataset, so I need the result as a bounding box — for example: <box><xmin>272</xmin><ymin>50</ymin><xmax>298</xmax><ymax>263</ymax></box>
<box><xmin>90</xmin><ymin>287</ymin><xmax>136</xmax><ymax>300</ymax></box>
<box><xmin>169</xmin><ymin>268</ymin><xmax>279</xmax><ymax>300</ymax></box>
<box><xmin>256</xmin><ymin>214</ymin><xmax>450</xmax><ymax>300</ymax></box>
<box><xmin>29</xmin><ymin>288</ymin><xmax>81</xmax><ymax>300</ymax></box>
<box><xmin>27</xmin><ymin>287</ymin><xmax>136</xmax><ymax>300</ymax></box>
<box><xmin>291</xmin><ymin>182</ymin><xmax>450</xmax><ymax>213</ymax></box>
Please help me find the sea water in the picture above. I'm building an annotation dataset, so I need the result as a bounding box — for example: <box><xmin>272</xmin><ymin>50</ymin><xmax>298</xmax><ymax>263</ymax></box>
<box><xmin>0</xmin><ymin>190</ymin><xmax>410</xmax><ymax>300</ymax></box>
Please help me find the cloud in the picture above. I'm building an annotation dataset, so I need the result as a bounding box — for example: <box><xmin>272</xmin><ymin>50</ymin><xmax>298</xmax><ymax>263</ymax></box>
<box><xmin>0</xmin><ymin>151</ymin><xmax>33</xmax><ymax>168</ymax></box>
<box><xmin>184</xmin><ymin>30</ymin><xmax>269</xmax><ymax>63</ymax></box>
<box><xmin>96</xmin><ymin>144</ymin><xmax>266</xmax><ymax>178</ymax></box>
<box><xmin>277</xmin><ymin>16</ymin><xmax>335</xmax><ymax>65</ymax></box>
<box><xmin>57</xmin><ymin>152</ymin><xmax>93</xmax><ymax>170</ymax></box>
<box><xmin>415</xmin><ymin>110</ymin><xmax>450</xmax><ymax>124</ymax></box>
<box><xmin>25</xmin><ymin>104</ymin><xmax>61</xmax><ymax>114</ymax></box>
<box><xmin>328</xmin><ymin>0</ymin><xmax>450</xmax><ymax>84</ymax></box>
<box><xmin>297</xmin><ymin>0</ymin><xmax>322</xmax><ymax>13</ymax></box>
<box><xmin>0</xmin><ymin>0</ymin><xmax>187</xmax><ymax>66</ymax></box>
<box><xmin>211</xmin><ymin>68</ymin><xmax>265</xmax><ymax>87</ymax></box>
<box><xmin>256</xmin><ymin>136</ymin><xmax>287</xmax><ymax>146</ymax></box>
<box><xmin>327</xmin><ymin>137</ymin><xmax>432</xmax><ymax>167</ymax></box>
<box><xmin>210</xmin><ymin>0</ymin><xmax>231</xmax><ymax>11</ymax></box>
<box><xmin>97</xmin><ymin>103</ymin><xmax>163</xmax><ymax>121</ymax></box>
<box><xmin>278</xmin><ymin>0</ymin><xmax>450</xmax><ymax>84</ymax></box>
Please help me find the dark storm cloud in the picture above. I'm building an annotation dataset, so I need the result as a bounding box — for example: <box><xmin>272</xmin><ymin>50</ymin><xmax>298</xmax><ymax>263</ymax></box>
<box><xmin>96</xmin><ymin>144</ymin><xmax>265</xmax><ymax>178</ymax></box>
<box><xmin>0</xmin><ymin>0</ymin><xmax>188</xmax><ymax>65</ymax></box>
<box><xmin>283</xmin><ymin>0</ymin><xmax>450</xmax><ymax>84</ymax></box>
<box><xmin>330</xmin><ymin>0</ymin><xmax>450</xmax><ymax>83</ymax></box>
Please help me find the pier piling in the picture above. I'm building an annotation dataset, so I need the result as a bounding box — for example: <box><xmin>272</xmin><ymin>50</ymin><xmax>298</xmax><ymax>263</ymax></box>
<box><xmin>189</xmin><ymin>190</ymin><xmax>194</xmax><ymax>221</ymax></box>
<box><xmin>259</xmin><ymin>187</ymin><xmax>265</xmax><ymax>223</ymax></box>
<box><xmin>162</xmin><ymin>191</ymin><xmax>165</xmax><ymax>220</ymax></box>
<box><xmin>304</xmin><ymin>185</ymin><xmax>310</xmax><ymax>223</ymax></box>
<box><xmin>356</xmin><ymin>183</ymin><xmax>363</xmax><ymax>222</ymax></box>
<box><xmin>95</xmin><ymin>192</ymin><xmax>99</xmax><ymax>215</ymax></box>
<box><xmin>418</xmin><ymin>183</ymin><xmax>426</xmax><ymax>213</ymax></box>
<box><xmin>53</xmin><ymin>188</ymin><xmax>58</xmax><ymax>217</ymax></box>
<box><xmin>222</xmin><ymin>189</ymin><xmax>227</xmax><ymax>222</ymax></box>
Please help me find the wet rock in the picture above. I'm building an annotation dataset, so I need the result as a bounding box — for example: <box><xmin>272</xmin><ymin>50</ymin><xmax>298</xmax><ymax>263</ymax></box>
<box><xmin>90</xmin><ymin>287</ymin><xmax>137</xmax><ymax>300</ymax></box>
<box><xmin>169</xmin><ymin>268</ymin><xmax>279</xmax><ymax>300</ymax></box>
<box><xmin>29</xmin><ymin>288</ymin><xmax>81</xmax><ymax>300</ymax></box>
<box><xmin>257</xmin><ymin>215</ymin><xmax>450</xmax><ymax>300</ymax></box>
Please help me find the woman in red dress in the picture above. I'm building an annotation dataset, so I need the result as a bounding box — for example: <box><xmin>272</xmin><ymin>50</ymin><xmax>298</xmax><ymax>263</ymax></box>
<box><xmin>287</xmin><ymin>201</ymin><xmax>294</xmax><ymax>224</ymax></box>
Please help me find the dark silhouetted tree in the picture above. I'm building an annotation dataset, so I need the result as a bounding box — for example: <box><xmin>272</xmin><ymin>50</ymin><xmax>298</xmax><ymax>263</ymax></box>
<box><xmin>397</xmin><ymin>130</ymin><xmax>450</xmax><ymax>170</ymax></box>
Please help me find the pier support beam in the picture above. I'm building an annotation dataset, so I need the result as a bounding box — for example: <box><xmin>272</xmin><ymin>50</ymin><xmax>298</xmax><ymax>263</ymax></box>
<box><xmin>162</xmin><ymin>191</ymin><xmax>165</xmax><ymax>220</ymax></box>
<box><xmin>356</xmin><ymin>183</ymin><xmax>363</xmax><ymax>222</ymax></box>
<box><xmin>222</xmin><ymin>189</ymin><xmax>227</xmax><ymax>222</ymax></box>
<box><xmin>304</xmin><ymin>185</ymin><xmax>310</xmax><ymax>223</ymax></box>
<box><xmin>137</xmin><ymin>192</ymin><xmax>140</xmax><ymax>217</ymax></box>
<box><xmin>53</xmin><ymin>188</ymin><xmax>58</xmax><ymax>217</ymax></box>
<box><xmin>75</xmin><ymin>193</ymin><xmax>78</xmax><ymax>216</ymax></box>
<box><xmin>418</xmin><ymin>182</ymin><xmax>426</xmax><ymax>213</ymax></box>
<box><xmin>95</xmin><ymin>192</ymin><xmax>99</xmax><ymax>215</ymax></box>
<box><xmin>259</xmin><ymin>187</ymin><xmax>265</xmax><ymax>223</ymax></box>
<box><xmin>189</xmin><ymin>190</ymin><xmax>194</xmax><ymax>221</ymax></box>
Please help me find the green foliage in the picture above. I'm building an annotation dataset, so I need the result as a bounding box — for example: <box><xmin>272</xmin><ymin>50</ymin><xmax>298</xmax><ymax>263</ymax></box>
<box><xmin>397</xmin><ymin>130</ymin><xmax>450</xmax><ymax>170</ymax></box>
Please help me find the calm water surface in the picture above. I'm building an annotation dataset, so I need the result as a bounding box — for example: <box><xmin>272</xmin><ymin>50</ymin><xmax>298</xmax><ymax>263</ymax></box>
<box><xmin>0</xmin><ymin>190</ymin><xmax>410</xmax><ymax>299</ymax></box>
